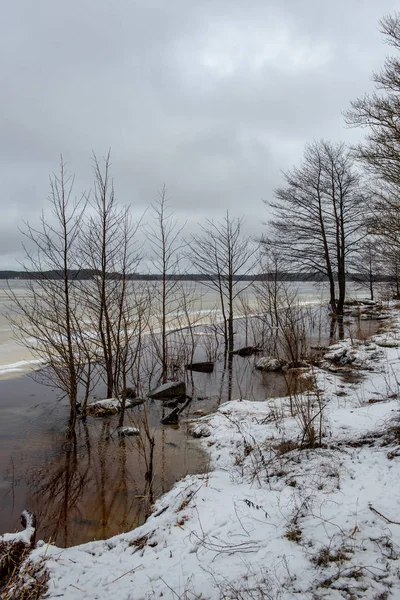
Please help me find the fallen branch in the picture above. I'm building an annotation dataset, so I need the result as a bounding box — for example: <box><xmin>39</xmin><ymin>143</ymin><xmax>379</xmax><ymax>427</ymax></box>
<box><xmin>69</xmin><ymin>583</ymin><xmax>86</xmax><ymax>593</ymax></box>
<box><xmin>369</xmin><ymin>503</ymin><xmax>400</xmax><ymax>525</ymax></box>
<box><xmin>110</xmin><ymin>564</ymin><xmax>143</xmax><ymax>584</ymax></box>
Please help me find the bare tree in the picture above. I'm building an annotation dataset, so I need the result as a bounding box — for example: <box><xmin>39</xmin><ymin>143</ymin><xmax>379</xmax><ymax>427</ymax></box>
<box><xmin>345</xmin><ymin>13</ymin><xmax>400</xmax><ymax>190</ymax></box>
<box><xmin>79</xmin><ymin>152</ymin><xmax>142</xmax><ymax>400</ymax></box>
<box><xmin>146</xmin><ymin>186</ymin><xmax>185</xmax><ymax>383</ymax></box>
<box><xmin>8</xmin><ymin>159</ymin><xmax>88</xmax><ymax>431</ymax></box>
<box><xmin>345</xmin><ymin>13</ymin><xmax>400</xmax><ymax>261</ymax></box>
<box><xmin>189</xmin><ymin>212</ymin><xmax>257</xmax><ymax>354</ymax></box>
<box><xmin>264</xmin><ymin>140</ymin><xmax>365</xmax><ymax>316</ymax></box>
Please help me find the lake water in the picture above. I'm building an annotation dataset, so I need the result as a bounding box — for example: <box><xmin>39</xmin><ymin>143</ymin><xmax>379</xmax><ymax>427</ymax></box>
<box><xmin>0</xmin><ymin>279</ymin><xmax>371</xmax><ymax>378</ymax></box>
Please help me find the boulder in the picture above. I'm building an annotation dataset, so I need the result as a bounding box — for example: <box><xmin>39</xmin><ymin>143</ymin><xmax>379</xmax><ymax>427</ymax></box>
<box><xmin>161</xmin><ymin>407</ymin><xmax>180</xmax><ymax>425</ymax></box>
<box><xmin>232</xmin><ymin>346</ymin><xmax>261</xmax><ymax>357</ymax></box>
<box><xmin>127</xmin><ymin>398</ymin><xmax>145</xmax><ymax>407</ymax></box>
<box><xmin>122</xmin><ymin>387</ymin><xmax>137</xmax><ymax>399</ymax></box>
<box><xmin>191</xmin><ymin>425</ymin><xmax>211</xmax><ymax>438</ymax></box>
<box><xmin>166</xmin><ymin>399</ymin><xmax>180</xmax><ymax>408</ymax></box>
<box><xmin>255</xmin><ymin>356</ymin><xmax>282</xmax><ymax>372</ymax></box>
<box><xmin>185</xmin><ymin>361</ymin><xmax>214</xmax><ymax>373</ymax></box>
<box><xmin>283</xmin><ymin>360</ymin><xmax>309</xmax><ymax>370</ymax></box>
<box><xmin>148</xmin><ymin>381</ymin><xmax>186</xmax><ymax>400</ymax></box>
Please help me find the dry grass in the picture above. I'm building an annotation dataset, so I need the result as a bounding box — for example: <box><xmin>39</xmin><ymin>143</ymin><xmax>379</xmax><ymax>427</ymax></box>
<box><xmin>274</xmin><ymin>439</ymin><xmax>298</xmax><ymax>456</ymax></box>
<box><xmin>0</xmin><ymin>541</ymin><xmax>48</xmax><ymax>600</ymax></box>
<box><xmin>284</xmin><ymin>525</ymin><xmax>302</xmax><ymax>544</ymax></box>
<box><xmin>129</xmin><ymin>533</ymin><xmax>151</xmax><ymax>550</ymax></box>
<box><xmin>311</xmin><ymin>545</ymin><xmax>351</xmax><ymax>567</ymax></box>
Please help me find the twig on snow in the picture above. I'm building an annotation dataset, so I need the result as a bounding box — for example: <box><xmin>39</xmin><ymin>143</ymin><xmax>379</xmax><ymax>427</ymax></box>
<box><xmin>369</xmin><ymin>503</ymin><xmax>400</xmax><ymax>525</ymax></box>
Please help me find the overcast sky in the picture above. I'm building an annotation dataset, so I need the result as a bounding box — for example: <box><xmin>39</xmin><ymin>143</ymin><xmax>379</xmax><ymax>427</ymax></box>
<box><xmin>1</xmin><ymin>0</ymin><xmax>398</xmax><ymax>269</ymax></box>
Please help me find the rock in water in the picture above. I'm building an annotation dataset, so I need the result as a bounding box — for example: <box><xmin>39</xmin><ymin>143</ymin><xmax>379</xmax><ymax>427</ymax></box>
<box><xmin>161</xmin><ymin>407</ymin><xmax>180</xmax><ymax>425</ymax></box>
<box><xmin>86</xmin><ymin>397</ymin><xmax>144</xmax><ymax>416</ymax></box>
<box><xmin>148</xmin><ymin>381</ymin><xmax>186</xmax><ymax>400</ymax></box>
<box><xmin>128</xmin><ymin>398</ymin><xmax>145</xmax><ymax>407</ymax></box>
<box><xmin>166</xmin><ymin>400</ymin><xmax>180</xmax><ymax>408</ymax></box>
<box><xmin>185</xmin><ymin>361</ymin><xmax>214</xmax><ymax>373</ymax></box>
<box><xmin>86</xmin><ymin>398</ymin><xmax>121</xmax><ymax>416</ymax></box>
<box><xmin>232</xmin><ymin>346</ymin><xmax>261</xmax><ymax>357</ymax></box>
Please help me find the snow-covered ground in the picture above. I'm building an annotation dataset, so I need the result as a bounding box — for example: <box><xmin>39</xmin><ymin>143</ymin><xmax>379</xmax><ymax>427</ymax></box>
<box><xmin>4</xmin><ymin>305</ymin><xmax>400</xmax><ymax>599</ymax></box>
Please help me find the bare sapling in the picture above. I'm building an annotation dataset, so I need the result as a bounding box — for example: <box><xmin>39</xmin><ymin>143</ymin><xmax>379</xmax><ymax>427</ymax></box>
<box><xmin>290</xmin><ymin>376</ymin><xmax>324</xmax><ymax>448</ymax></box>
<box><xmin>254</xmin><ymin>256</ymin><xmax>310</xmax><ymax>367</ymax></box>
<box><xmin>78</xmin><ymin>151</ymin><xmax>142</xmax><ymax>403</ymax></box>
<box><xmin>146</xmin><ymin>186</ymin><xmax>186</xmax><ymax>383</ymax></box>
<box><xmin>202</xmin><ymin>322</ymin><xmax>222</xmax><ymax>363</ymax></box>
<box><xmin>8</xmin><ymin>158</ymin><xmax>88</xmax><ymax>432</ymax></box>
<box><xmin>189</xmin><ymin>212</ymin><xmax>258</xmax><ymax>354</ymax></box>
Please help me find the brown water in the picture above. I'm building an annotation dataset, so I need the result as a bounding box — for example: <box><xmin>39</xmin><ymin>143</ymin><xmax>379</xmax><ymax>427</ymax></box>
<box><xmin>0</xmin><ymin>376</ymin><xmax>211</xmax><ymax>547</ymax></box>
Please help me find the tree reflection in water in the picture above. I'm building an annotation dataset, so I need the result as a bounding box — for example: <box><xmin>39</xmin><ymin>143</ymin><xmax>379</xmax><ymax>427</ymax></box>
<box><xmin>23</xmin><ymin>406</ymin><xmax>206</xmax><ymax>547</ymax></box>
<box><xmin>24</xmin><ymin>416</ymin><xmax>153</xmax><ymax>547</ymax></box>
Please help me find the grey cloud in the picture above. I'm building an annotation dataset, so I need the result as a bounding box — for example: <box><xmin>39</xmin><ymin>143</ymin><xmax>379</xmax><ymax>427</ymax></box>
<box><xmin>0</xmin><ymin>0</ymin><xmax>398</xmax><ymax>268</ymax></box>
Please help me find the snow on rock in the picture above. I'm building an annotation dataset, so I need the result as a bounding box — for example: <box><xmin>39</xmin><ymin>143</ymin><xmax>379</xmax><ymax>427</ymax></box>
<box><xmin>86</xmin><ymin>397</ymin><xmax>142</xmax><ymax>416</ymax></box>
<box><xmin>322</xmin><ymin>338</ymin><xmax>384</xmax><ymax>371</ymax></box>
<box><xmin>255</xmin><ymin>356</ymin><xmax>282</xmax><ymax>371</ymax></box>
<box><xmin>25</xmin><ymin>308</ymin><xmax>400</xmax><ymax>599</ymax></box>
<box><xmin>86</xmin><ymin>398</ymin><xmax>121</xmax><ymax>416</ymax></box>
<box><xmin>1</xmin><ymin>528</ymin><xmax>35</xmax><ymax>547</ymax></box>
<box><xmin>116</xmin><ymin>426</ymin><xmax>140</xmax><ymax>437</ymax></box>
<box><xmin>0</xmin><ymin>510</ymin><xmax>36</xmax><ymax>547</ymax></box>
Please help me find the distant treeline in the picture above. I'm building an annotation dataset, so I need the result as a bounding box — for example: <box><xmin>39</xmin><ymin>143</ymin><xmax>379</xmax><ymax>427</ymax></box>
<box><xmin>0</xmin><ymin>270</ymin><xmax>396</xmax><ymax>283</ymax></box>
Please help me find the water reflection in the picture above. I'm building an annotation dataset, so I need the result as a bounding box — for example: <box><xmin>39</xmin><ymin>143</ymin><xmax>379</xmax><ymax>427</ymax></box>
<box><xmin>15</xmin><ymin>410</ymin><xmax>205</xmax><ymax>547</ymax></box>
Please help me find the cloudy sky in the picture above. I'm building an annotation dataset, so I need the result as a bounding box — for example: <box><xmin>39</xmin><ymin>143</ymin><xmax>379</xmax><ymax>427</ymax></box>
<box><xmin>1</xmin><ymin>0</ymin><xmax>398</xmax><ymax>268</ymax></box>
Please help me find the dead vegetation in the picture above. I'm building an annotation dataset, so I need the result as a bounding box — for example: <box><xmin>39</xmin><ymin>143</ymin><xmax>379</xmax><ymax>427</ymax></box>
<box><xmin>129</xmin><ymin>531</ymin><xmax>155</xmax><ymax>551</ymax></box>
<box><xmin>0</xmin><ymin>542</ymin><xmax>48</xmax><ymax>600</ymax></box>
<box><xmin>312</xmin><ymin>545</ymin><xmax>352</xmax><ymax>567</ymax></box>
<box><xmin>284</xmin><ymin>525</ymin><xmax>302</xmax><ymax>544</ymax></box>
